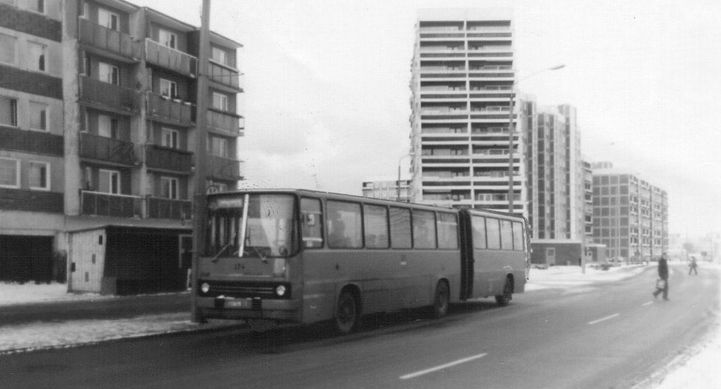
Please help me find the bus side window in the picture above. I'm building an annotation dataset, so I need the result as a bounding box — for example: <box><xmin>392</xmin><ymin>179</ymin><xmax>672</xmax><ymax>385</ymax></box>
<box><xmin>413</xmin><ymin>209</ymin><xmax>436</xmax><ymax>249</ymax></box>
<box><xmin>472</xmin><ymin>215</ymin><xmax>487</xmax><ymax>249</ymax></box>
<box><xmin>327</xmin><ymin>200</ymin><xmax>363</xmax><ymax>249</ymax></box>
<box><xmin>486</xmin><ymin>218</ymin><xmax>501</xmax><ymax>250</ymax></box>
<box><xmin>437</xmin><ymin>212</ymin><xmax>458</xmax><ymax>249</ymax></box>
<box><xmin>390</xmin><ymin>207</ymin><xmax>412</xmax><ymax>249</ymax></box>
<box><xmin>512</xmin><ymin>221</ymin><xmax>524</xmax><ymax>251</ymax></box>
<box><xmin>364</xmin><ymin>204</ymin><xmax>389</xmax><ymax>249</ymax></box>
<box><xmin>500</xmin><ymin>220</ymin><xmax>513</xmax><ymax>250</ymax></box>
<box><xmin>301</xmin><ymin>198</ymin><xmax>323</xmax><ymax>249</ymax></box>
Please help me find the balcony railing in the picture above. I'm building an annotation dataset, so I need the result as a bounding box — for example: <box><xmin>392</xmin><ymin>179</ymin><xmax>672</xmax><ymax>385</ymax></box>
<box><xmin>80</xmin><ymin>190</ymin><xmax>142</xmax><ymax>218</ymax></box>
<box><xmin>79</xmin><ymin>133</ymin><xmax>138</xmax><ymax>166</ymax></box>
<box><xmin>145</xmin><ymin>38</ymin><xmax>197</xmax><ymax>78</ymax></box>
<box><xmin>78</xmin><ymin>18</ymin><xmax>141</xmax><ymax>59</ymax></box>
<box><xmin>146</xmin><ymin>93</ymin><xmax>195</xmax><ymax>126</ymax></box>
<box><xmin>208</xmin><ymin>155</ymin><xmax>243</xmax><ymax>181</ymax></box>
<box><xmin>79</xmin><ymin>77</ymin><xmax>138</xmax><ymax>112</ymax></box>
<box><xmin>208</xmin><ymin>61</ymin><xmax>242</xmax><ymax>91</ymax></box>
<box><xmin>0</xmin><ymin>125</ymin><xmax>63</xmax><ymax>156</ymax></box>
<box><xmin>145</xmin><ymin>145</ymin><xmax>193</xmax><ymax>173</ymax></box>
<box><xmin>0</xmin><ymin>188</ymin><xmax>63</xmax><ymax>213</ymax></box>
<box><xmin>207</xmin><ymin>109</ymin><xmax>242</xmax><ymax>137</ymax></box>
<box><xmin>147</xmin><ymin>197</ymin><xmax>192</xmax><ymax>220</ymax></box>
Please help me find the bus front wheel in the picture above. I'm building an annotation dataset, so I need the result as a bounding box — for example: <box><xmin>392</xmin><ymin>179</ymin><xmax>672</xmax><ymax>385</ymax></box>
<box><xmin>495</xmin><ymin>277</ymin><xmax>514</xmax><ymax>306</ymax></box>
<box><xmin>335</xmin><ymin>289</ymin><xmax>359</xmax><ymax>334</ymax></box>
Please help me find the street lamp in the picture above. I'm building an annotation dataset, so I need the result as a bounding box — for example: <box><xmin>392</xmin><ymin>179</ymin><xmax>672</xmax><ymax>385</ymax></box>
<box><xmin>506</xmin><ymin>64</ymin><xmax>566</xmax><ymax>214</ymax></box>
<box><xmin>397</xmin><ymin>153</ymin><xmax>415</xmax><ymax>201</ymax></box>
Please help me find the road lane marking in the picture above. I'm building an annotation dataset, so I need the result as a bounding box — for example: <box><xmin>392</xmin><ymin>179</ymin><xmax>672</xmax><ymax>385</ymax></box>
<box><xmin>588</xmin><ymin>313</ymin><xmax>620</xmax><ymax>325</ymax></box>
<box><xmin>399</xmin><ymin>353</ymin><xmax>488</xmax><ymax>380</ymax></box>
<box><xmin>642</xmin><ymin>301</ymin><xmax>653</xmax><ymax>307</ymax></box>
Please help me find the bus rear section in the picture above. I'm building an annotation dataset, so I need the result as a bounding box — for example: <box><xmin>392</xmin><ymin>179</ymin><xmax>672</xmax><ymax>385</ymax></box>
<box><xmin>195</xmin><ymin>193</ymin><xmax>305</xmax><ymax>325</ymax></box>
<box><xmin>459</xmin><ymin>209</ymin><xmax>529</xmax><ymax>304</ymax></box>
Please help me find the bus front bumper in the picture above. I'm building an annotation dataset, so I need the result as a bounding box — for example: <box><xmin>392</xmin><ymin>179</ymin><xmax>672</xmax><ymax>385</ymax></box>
<box><xmin>196</xmin><ymin>296</ymin><xmax>302</xmax><ymax>322</ymax></box>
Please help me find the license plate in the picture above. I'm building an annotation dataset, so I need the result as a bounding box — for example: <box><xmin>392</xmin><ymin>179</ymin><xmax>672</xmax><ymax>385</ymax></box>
<box><xmin>225</xmin><ymin>298</ymin><xmax>252</xmax><ymax>309</ymax></box>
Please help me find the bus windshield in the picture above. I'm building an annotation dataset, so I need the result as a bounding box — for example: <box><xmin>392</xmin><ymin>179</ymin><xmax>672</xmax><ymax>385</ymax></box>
<box><xmin>206</xmin><ymin>194</ymin><xmax>297</xmax><ymax>258</ymax></box>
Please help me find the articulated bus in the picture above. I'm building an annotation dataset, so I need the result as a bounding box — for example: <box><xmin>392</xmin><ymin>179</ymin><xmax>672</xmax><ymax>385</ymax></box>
<box><xmin>195</xmin><ymin>189</ymin><xmax>530</xmax><ymax>333</ymax></box>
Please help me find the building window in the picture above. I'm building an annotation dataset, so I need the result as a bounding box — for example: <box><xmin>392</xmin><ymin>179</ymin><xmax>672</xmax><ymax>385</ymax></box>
<box><xmin>161</xmin><ymin>127</ymin><xmax>179</xmax><ymax>149</ymax></box>
<box><xmin>98</xmin><ymin>169</ymin><xmax>120</xmax><ymax>194</ymax></box>
<box><xmin>0</xmin><ymin>96</ymin><xmax>18</xmax><ymax>127</ymax></box>
<box><xmin>211</xmin><ymin>46</ymin><xmax>228</xmax><ymax>65</ymax></box>
<box><xmin>160</xmin><ymin>176</ymin><xmax>179</xmax><ymax>199</ymax></box>
<box><xmin>0</xmin><ymin>33</ymin><xmax>17</xmax><ymax>65</ymax></box>
<box><xmin>208</xmin><ymin>136</ymin><xmax>229</xmax><ymax>158</ymax></box>
<box><xmin>98</xmin><ymin>62</ymin><xmax>119</xmax><ymax>85</ymax></box>
<box><xmin>0</xmin><ymin>158</ymin><xmax>20</xmax><ymax>188</ymax></box>
<box><xmin>28</xmin><ymin>161</ymin><xmax>49</xmax><ymax>190</ymax></box>
<box><xmin>28</xmin><ymin>42</ymin><xmax>46</xmax><ymax>72</ymax></box>
<box><xmin>212</xmin><ymin>92</ymin><xmax>228</xmax><ymax>111</ymax></box>
<box><xmin>98</xmin><ymin>114</ymin><xmax>119</xmax><ymax>138</ymax></box>
<box><xmin>98</xmin><ymin>8</ymin><xmax>119</xmax><ymax>31</ymax></box>
<box><xmin>29</xmin><ymin>102</ymin><xmax>48</xmax><ymax>131</ymax></box>
<box><xmin>159</xmin><ymin>78</ymin><xmax>177</xmax><ymax>98</ymax></box>
<box><xmin>28</xmin><ymin>0</ymin><xmax>45</xmax><ymax>14</ymax></box>
<box><xmin>158</xmin><ymin>29</ymin><xmax>177</xmax><ymax>49</ymax></box>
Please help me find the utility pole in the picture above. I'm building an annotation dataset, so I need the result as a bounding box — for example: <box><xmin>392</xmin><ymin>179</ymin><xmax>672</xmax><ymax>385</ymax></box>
<box><xmin>191</xmin><ymin>0</ymin><xmax>211</xmax><ymax>323</ymax></box>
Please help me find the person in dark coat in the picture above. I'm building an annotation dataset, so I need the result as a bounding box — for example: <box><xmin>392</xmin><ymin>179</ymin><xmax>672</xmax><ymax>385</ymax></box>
<box><xmin>653</xmin><ymin>253</ymin><xmax>669</xmax><ymax>300</ymax></box>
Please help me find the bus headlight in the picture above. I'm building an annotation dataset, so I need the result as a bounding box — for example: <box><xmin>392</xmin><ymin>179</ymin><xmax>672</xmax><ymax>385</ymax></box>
<box><xmin>275</xmin><ymin>285</ymin><xmax>287</xmax><ymax>297</ymax></box>
<box><xmin>200</xmin><ymin>282</ymin><xmax>210</xmax><ymax>294</ymax></box>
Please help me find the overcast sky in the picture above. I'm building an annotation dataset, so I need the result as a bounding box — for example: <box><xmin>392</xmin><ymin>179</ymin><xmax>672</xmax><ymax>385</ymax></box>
<box><xmin>136</xmin><ymin>0</ymin><xmax>721</xmax><ymax>238</ymax></box>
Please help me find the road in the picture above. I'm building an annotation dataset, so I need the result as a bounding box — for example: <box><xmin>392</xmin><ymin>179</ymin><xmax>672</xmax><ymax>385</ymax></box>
<box><xmin>2</xmin><ymin>264</ymin><xmax>718</xmax><ymax>389</ymax></box>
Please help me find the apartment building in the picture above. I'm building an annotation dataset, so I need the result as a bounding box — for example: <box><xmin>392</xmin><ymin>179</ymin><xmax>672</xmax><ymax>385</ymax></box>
<box><xmin>409</xmin><ymin>9</ymin><xmax>526</xmax><ymax>215</ymax></box>
<box><xmin>0</xmin><ymin>0</ymin><xmax>244</xmax><ymax>293</ymax></box>
<box><xmin>582</xmin><ymin>160</ymin><xmax>593</xmax><ymax>242</ymax></box>
<box><xmin>0</xmin><ymin>0</ymin><xmax>66</xmax><ymax>282</ymax></box>
<box><xmin>524</xmin><ymin>103</ymin><xmax>585</xmax><ymax>241</ymax></box>
<box><xmin>362</xmin><ymin>177</ymin><xmax>412</xmax><ymax>202</ymax></box>
<box><xmin>591</xmin><ymin>163</ymin><xmax>668</xmax><ymax>260</ymax></box>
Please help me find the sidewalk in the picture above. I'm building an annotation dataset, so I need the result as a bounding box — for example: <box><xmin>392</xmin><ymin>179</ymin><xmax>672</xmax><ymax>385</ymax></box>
<box><xmin>0</xmin><ymin>285</ymin><xmax>240</xmax><ymax>354</ymax></box>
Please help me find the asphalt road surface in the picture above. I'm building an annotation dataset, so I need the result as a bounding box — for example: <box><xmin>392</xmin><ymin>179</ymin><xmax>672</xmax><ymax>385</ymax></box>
<box><xmin>2</xmin><ymin>264</ymin><xmax>718</xmax><ymax>389</ymax></box>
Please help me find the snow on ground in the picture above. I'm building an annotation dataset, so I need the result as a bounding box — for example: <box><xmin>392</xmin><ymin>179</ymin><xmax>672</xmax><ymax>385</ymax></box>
<box><xmin>0</xmin><ymin>264</ymin><xmax>718</xmax><ymax>387</ymax></box>
<box><xmin>0</xmin><ymin>282</ymin><xmax>111</xmax><ymax>306</ymax></box>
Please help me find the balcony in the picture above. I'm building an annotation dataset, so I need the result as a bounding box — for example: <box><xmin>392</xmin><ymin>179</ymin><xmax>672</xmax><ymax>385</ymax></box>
<box><xmin>78</xmin><ymin>18</ymin><xmax>141</xmax><ymax>60</ymax></box>
<box><xmin>145</xmin><ymin>38</ymin><xmax>197</xmax><ymax>78</ymax></box>
<box><xmin>79</xmin><ymin>77</ymin><xmax>138</xmax><ymax>113</ymax></box>
<box><xmin>0</xmin><ymin>188</ymin><xmax>63</xmax><ymax>213</ymax></box>
<box><xmin>79</xmin><ymin>133</ymin><xmax>138</xmax><ymax>166</ymax></box>
<box><xmin>145</xmin><ymin>145</ymin><xmax>193</xmax><ymax>173</ymax></box>
<box><xmin>80</xmin><ymin>190</ymin><xmax>142</xmax><ymax>218</ymax></box>
<box><xmin>146</xmin><ymin>93</ymin><xmax>195</xmax><ymax>126</ymax></box>
<box><xmin>207</xmin><ymin>109</ymin><xmax>242</xmax><ymax>137</ymax></box>
<box><xmin>208</xmin><ymin>155</ymin><xmax>243</xmax><ymax>181</ymax></box>
<box><xmin>147</xmin><ymin>197</ymin><xmax>192</xmax><ymax>220</ymax></box>
<box><xmin>0</xmin><ymin>125</ymin><xmax>63</xmax><ymax>156</ymax></box>
<box><xmin>208</xmin><ymin>61</ymin><xmax>242</xmax><ymax>91</ymax></box>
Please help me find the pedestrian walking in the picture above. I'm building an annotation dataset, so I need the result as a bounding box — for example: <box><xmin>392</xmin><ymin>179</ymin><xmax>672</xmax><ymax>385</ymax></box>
<box><xmin>688</xmin><ymin>257</ymin><xmax>698</xmax><ymax>275</ymax></box>
<box><xmin>652</xmin><ymin>253</ymin><xmax>669</xmax><ymax>300</ymax></box>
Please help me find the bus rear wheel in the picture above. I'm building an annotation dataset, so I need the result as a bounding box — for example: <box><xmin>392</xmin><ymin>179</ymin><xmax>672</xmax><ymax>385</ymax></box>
<box><xmin>432</xmin><ymin>280</ymin><xmax>450</xmax><ymax>319</ymax></box>
<box><xmin>335</xmin><ymin>290</ymin><xmax>359</xmax><ymax>334</ymax></box>
<box><xmin>495</xmin><ymin>277</ymin><xmax>514</xmax><ymax>306</ymax></box>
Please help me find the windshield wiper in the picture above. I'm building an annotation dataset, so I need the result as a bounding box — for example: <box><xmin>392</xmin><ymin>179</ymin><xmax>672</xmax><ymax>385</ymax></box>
<box><xmin>249</xmin><ymin>246</ymin><xmax>268</xmax><ymax>263</ymax></box>
<box><xmin>211</xmin><ymin>233</ymin><xmax>237</xmax><ymax>263</ymax></box>
<box><xmin>210</xmin><ymin>242</ymin><xmax>233</xmax><ymax>263</ymax></box>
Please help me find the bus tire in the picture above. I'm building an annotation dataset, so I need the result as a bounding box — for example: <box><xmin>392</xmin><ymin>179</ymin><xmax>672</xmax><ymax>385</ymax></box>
<box><xmin>495</xmin><ymin>276</ymin><xmax>514</xmax><ymax>306</ymax></box>
<box><xmin>432</xmin><ymin>280</ymin><xmax>450</xmax><ymax>319</ymax></box>
<box><xmin>335</xmin><ymin>289</ymin><xmax>360</xmax><ymax>334</ymax></box>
